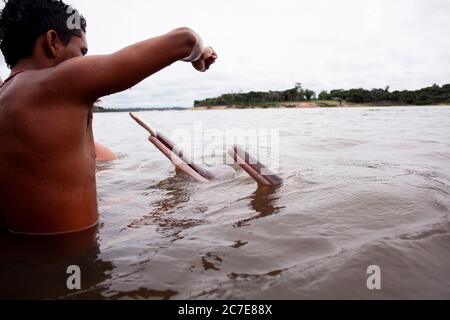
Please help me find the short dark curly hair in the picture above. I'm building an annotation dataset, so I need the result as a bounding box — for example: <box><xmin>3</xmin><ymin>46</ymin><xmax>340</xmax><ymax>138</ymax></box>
<box><xmin>0</xmin><ymin>0</ymin><xmax>86</xmax><ymax>68</ymax></box>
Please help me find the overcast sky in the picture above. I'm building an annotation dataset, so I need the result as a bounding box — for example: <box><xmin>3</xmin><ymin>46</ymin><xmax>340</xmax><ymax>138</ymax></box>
<box><xmin>1</xmin><ymin>0</ymin><xmax>449</xmax><ymax>108</ymax></box>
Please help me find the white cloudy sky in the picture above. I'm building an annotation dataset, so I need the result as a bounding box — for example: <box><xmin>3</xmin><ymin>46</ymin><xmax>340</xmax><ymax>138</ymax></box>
<box><xmin>1</xmin><ymin>0</ymin><xmax>450</xmax><ymax>108</ymax></box>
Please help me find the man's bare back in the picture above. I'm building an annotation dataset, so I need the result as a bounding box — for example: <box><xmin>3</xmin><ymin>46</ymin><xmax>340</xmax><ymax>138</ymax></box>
<box><xmin>0</xmin><ymin>70</ymin><xmax>98</xmax><ymax>234</ymax></box>
<box><xmin>0</xmin><ymin>0</ymin><xmax>216</xmax><ymax>234</ymax></box>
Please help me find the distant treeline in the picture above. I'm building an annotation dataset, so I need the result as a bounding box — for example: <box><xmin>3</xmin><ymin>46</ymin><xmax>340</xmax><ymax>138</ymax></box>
<box><xmin>94</xmin><ymin>106</ymin><xmax>187</xmax><ymax>112</ymax></box>
<box><xmin>194</xmin><ymin>83</ymin><xmax>450</xmax><ymax>107</ymax></box>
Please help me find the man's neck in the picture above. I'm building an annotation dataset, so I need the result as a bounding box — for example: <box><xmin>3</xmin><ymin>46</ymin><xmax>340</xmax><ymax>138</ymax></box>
<box><xmin>12</xmin><ymin>57</ymin><xmax>55</xmax><ymax>74</ymax></box>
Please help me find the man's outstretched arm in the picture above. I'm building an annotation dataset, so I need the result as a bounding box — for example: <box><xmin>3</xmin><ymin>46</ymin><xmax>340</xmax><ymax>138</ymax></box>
<box><xmin>43</xmin><ymin>28</ymin><xmax>216</xmax><ymax>103</ymax></box>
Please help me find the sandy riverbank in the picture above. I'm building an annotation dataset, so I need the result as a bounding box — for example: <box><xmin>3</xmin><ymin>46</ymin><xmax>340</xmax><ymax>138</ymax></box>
<box><xmin>192</xmin><ymin>101</ymin><xmax>351</xmax><ymax>110</ymax></box>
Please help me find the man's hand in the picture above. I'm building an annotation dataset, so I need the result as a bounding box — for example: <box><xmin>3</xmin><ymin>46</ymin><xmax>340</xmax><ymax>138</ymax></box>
<box><xmin>192</xmin><ymin>46</ymin><xmax>218</xmax><ymax>72</ymax></box>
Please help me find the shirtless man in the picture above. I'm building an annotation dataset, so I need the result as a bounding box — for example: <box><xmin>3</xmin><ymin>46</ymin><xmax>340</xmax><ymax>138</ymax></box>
<box><xmin>0</xmin><ymin>0</ymin><xmax>217</xmax><ymax>234</ymax></box>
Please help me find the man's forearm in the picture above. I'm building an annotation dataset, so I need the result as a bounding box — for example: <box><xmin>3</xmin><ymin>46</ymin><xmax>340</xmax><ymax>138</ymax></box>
<box><xmin>120</xmin><ymin>27</ymin><xmax>200</xmax><ymax>63</ymax></box>
<box><xmin>110</xmin><ymin>27</ymin><xmax>200</xmax><ymax>82</ymax></box>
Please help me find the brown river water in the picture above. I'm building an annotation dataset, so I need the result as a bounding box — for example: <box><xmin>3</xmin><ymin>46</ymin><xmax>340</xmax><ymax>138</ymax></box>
<box><xmin>1</xmin><ymin>106</ymin><xmax>450</xmax><ymax>299</ymax></box>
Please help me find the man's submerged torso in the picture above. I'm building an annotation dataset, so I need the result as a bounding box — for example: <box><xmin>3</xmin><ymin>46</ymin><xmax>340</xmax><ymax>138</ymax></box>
<box><xmin>0</xmin><ymin>70</ymin><xmax>99</xmax><ymax>235</ymax></box>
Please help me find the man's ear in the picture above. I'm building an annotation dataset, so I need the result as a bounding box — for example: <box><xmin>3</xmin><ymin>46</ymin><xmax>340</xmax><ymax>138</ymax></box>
<box><xmin>43</xmin><ymin>30</ymin><xmax>61</xmax><ymax>59</ymax></box>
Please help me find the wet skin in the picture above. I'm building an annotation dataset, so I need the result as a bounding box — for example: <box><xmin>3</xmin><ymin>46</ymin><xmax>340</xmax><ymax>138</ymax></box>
<box><xmin>0</xmin><ymin>28</ymin><xmax>217</xmax><ymax>234</ymax></box>
<box><xmin>0</xmin><ymin>34</ymin><xmax>99</xmax><ymax>234</ymax></box>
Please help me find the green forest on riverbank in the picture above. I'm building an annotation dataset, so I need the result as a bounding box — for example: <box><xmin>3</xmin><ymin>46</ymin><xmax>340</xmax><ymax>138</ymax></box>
<box><xmin>194</xmin><ymin>83</ymin><xmax>450</xmax><ymax>108</ymax></box>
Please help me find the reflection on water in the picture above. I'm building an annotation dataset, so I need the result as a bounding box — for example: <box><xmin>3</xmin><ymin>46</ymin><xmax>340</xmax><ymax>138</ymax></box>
<box><xmin>0</xmin><ymin>227</ymin><xmax>114</xmax><ymax>299</ymax></box>
<box><xmin>95</xmin><ymin>160</ymin><xmax>115</xmax><ymax>174</ymax></box>
<box><xmin>234</xmin><ymin>185</ymin><xmax>284</xmax><ymax>228</ymax></box>
<box><xmin>128</xmin><ymin>176</ymin><xmax>203</xmax><ymax>243</ymax></box>
<box><xmin>2</xmin><ymin>106</ymin><xmax>450</xmax><ymax>299</ymax></box>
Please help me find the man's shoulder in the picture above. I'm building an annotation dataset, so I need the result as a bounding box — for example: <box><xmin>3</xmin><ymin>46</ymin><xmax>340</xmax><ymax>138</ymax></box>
<box><xmin>1</xmin><ymin>68</ymin><xmax>68</xmax><ymax>102</ymax></box>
